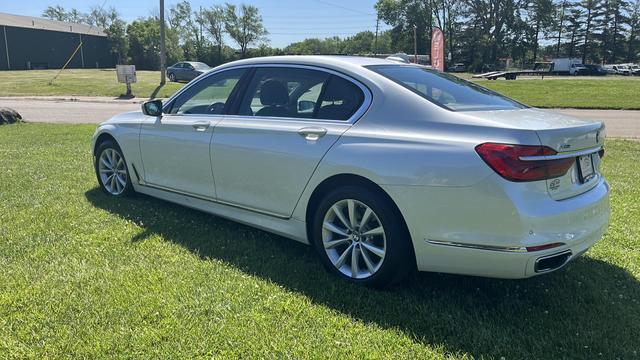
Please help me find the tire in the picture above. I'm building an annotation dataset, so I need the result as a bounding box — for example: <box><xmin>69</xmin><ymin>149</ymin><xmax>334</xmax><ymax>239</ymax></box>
<box><xmin>311</xmin><ymin>186</ymin><xmax>414</xmax><ymax>288</ymax></box>
<box><xmin>94</xmin><ymin>140</ymin><xmax>134</xmax><ymax>197</ymax></box>
<box><xmin>168</xmin><ymin>73</ymin><xmax>176</xmax><ymax>82</ymax></box>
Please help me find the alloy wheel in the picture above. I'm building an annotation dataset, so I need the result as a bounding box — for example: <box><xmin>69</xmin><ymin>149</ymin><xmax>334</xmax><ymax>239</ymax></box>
<box><xmin>322</xmin><ymin>199</ymin><xmax>387</xmax><ymax>279</ymax></box>
<box><xmin>98</xmin><ymin>148</ymin><xmax>128</xmax><ymax>196</ymax></box>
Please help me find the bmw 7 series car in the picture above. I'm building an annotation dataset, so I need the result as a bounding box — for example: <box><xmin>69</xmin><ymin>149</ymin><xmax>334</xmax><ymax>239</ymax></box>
<box><xmin>92</xmin><ymin>56</ymin><xmax>610</xmax><ymax>287</ymax></box>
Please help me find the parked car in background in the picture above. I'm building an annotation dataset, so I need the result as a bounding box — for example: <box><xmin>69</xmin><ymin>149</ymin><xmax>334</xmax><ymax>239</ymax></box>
<box><xmin>167</xmin><ymin>61</ymin><xmax>212</xmax><ymax>82</ymax></box>
<box><xmin>604</xmin><ymin>64</ymin><xmax>632</xmax><ymax>75</ymax></box>
<box><xmin>627</xmin><ymin>64</ymin><xmax>640</xmax><ymax>75</ymax></box>
<box><xmin>447</xmin><ymin>63</ymin><xmax>466</xmax><ymax>72</ymax></box>
<box><xmin>579</xmin><ymin>64</ymin><xmax>607</xmax><ymax>76</ymax></box>
<box><xmin>92</xmin><ymin>56</ymin><xmax>609</xmax><ymax>287</ymax></box>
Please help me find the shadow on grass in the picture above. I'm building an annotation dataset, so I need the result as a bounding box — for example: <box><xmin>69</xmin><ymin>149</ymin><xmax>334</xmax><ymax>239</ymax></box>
<box><xmin>85</xmin><ymin>188</ymin><xmax>640</xmax><ymax>358</ymax></box>
<box><xmin>149</xmin><ymin>84</ymin><xmax>166</xmax><ymax>99</ymax></box>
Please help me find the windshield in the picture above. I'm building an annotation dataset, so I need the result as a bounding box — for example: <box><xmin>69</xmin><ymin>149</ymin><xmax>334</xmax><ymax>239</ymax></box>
<box><xmin>367</xmin><ymin>65</ymin><xmax>526</xmax><ymax>111</ymax></box>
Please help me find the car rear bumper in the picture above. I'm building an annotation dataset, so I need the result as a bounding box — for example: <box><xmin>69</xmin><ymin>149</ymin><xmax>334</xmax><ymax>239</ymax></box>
<box><xmin>382</xmin><ymin>176</ymin><xmax>610</xmax><ymax>279</ymax></box>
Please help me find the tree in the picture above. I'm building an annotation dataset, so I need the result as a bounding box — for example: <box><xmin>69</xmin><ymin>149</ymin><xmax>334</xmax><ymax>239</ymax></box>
<box><xmin>86</xmin><ymin>6</ymin><xmax>120</xmax><ymax>28</ymax></box>
<box><xmin>42</xmin><ymin>5</ymin><xmax>68</xmax><ymax>21</ymax></box>
<box><xmin>565</xmin><ymin>7</ymin><xmax>585</xmax><ymax>57</ymax></box>
<box><xmin>579</xmin><ymin>0</ymin><xmax>600</xmax><ymax>63</ymax></box>
<box><xmin>375</xmin><ymin>0</ymin><xmax>432</xmax><ymax>55</ymax></box>
<box><xmin>106</xmin><ymin>19</ymin><xmax>128</xmax><ymax>64</ymax></box>
<box><xmin>526</xmin><ymin>0</ymin><xmax>555</xmax><ymax>62</ymax></box>
<box><xmin>553</xmin><ymin>0</ymin><xmax>570</xmax><ymax>57</ymax></box>
<box><xmin>203</xmin><ymin>5</ymin><xmax>226</xmax><ymax>63</ymax></box>
<box><xmin>224</xmin><ymin>4</ymin><xmax>269</xmax><ymax>57</ymax></box>
<box><xmin>127</xmin><ymin>18</ymin><xmax>181</xmax><ymax>70</ymax></box>
<box><xmin>628</xmin><ymin>0</ymin><xmax>640</xmax><ymax>60</ymax></box>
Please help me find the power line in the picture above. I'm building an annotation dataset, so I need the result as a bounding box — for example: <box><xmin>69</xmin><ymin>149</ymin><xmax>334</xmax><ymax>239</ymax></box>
<box><xmin>309</xmin><ymin>0</ymin><xmax>376</xmax><ymax>16</ymax></box>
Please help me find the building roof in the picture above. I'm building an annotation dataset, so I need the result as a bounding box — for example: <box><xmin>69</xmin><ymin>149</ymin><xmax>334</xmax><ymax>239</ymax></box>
<box><xmin>0</xmin><ymin>12</ymin><xmax>106</xmax><ymax>37</ymax></box>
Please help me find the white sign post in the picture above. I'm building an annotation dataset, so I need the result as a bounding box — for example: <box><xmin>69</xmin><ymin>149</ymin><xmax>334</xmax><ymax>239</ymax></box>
<box><xmin>116</xmin><ymin>65</ymin><xmax>137</xmax><ymax>97</ymax></box>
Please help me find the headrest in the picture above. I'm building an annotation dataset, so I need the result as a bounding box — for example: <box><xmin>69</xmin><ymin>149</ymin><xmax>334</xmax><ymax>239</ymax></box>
<box><xmin>260</xmin><ymin>80</ymin><xmax>289</xmax><ymax>106</ymax></box>
<box><xmin>323</xmin><ymin>80</ymin><xmax>358</xmax><ymax>103</ymax></box>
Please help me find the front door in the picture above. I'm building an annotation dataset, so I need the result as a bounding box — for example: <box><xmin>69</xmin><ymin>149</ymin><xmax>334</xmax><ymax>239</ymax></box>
<box><xmin>211</xmin><ymin>66</ymin><xmax>367</xmax><ymax>217</ymax></box>
<box><xmin>139</xmin><ymin>68</ymin><xmax>247</xmax><ymax>198</ymax></box>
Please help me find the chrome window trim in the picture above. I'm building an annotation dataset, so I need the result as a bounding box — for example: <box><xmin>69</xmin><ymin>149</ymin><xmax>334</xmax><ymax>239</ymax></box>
<box><xmin>519</xmin><ymin>146</ymin><xmax>602</xmax><ymax>161</ymax></box>
<box><xmin>163</xmin><ymin>63</ymin><xmax>373</xmax><ymax>124</ymax></box>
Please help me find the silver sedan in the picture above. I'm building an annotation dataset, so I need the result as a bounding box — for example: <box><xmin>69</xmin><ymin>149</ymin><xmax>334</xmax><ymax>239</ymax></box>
<box><xmin>92</xmin><ymin>56</ymin><xmax>610</xmax><ymax>287</ymax></box>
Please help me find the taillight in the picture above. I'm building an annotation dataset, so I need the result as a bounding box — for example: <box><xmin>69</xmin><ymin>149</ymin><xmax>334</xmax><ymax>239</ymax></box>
<box><xmin>475</xmin><ymin>143</ymin><xmax>574</xmax><ymax>182</ymax></box>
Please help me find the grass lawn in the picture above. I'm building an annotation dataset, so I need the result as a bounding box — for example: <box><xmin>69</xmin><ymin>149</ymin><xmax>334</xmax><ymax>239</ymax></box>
<box><xmin>0</xmin><ymin>69</ymin><xmax>183</xmax><ymax>99</ymax></box>
<box><xmin>475</xmin><ymin>76</ymin><xmax>640</xmax><ymax>110</ymax></box>
<box><xmin>0</xmin><ymin>124</ymin><xmax>639</xmax><ymax>358</ymax></box>
<box><xmin>2</xmin><ymin>69</ymin><xmax>640</xmax><ymax>110</ymax></box>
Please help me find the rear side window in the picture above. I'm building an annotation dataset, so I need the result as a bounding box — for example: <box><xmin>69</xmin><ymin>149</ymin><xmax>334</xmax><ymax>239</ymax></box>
<box><xmin>367</xmin><ymin>65</ymin><xmax>526</xmax><ymax>111</ymax></box>
<box><xmin>237</xmin><ymin>67</ymin><xmax>366</xmax><ymax>121</ymax></box>
<box><xmin>316</xmin><ymin>76</ymin><xmax>365</xmax><ymax>121</ymax></box>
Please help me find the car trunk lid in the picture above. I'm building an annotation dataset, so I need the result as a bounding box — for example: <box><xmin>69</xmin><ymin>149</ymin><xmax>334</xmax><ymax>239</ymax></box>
<box><xmin>465</xmin><ymin>108</ymin><xmax>605</xmax><ymax>200</ymax></box>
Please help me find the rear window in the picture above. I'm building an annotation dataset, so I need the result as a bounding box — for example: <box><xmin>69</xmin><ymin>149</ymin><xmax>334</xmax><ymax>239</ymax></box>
<box><xmin>367</xmin><ymin>65</ymin><xmax>526</xmax><ymax>111</ymax></box>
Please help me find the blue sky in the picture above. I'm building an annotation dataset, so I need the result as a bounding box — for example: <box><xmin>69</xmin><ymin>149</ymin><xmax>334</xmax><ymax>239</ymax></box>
<box><xmin>2</xmin><ymin>0</ymin><xmax>390</xmax><ymax>48</ymax></box>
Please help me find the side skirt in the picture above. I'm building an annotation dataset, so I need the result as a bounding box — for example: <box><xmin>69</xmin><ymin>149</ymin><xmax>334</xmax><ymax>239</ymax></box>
<box><xmin>134</xmin><ymin>184</ymin><xmax>310</xmax><ymax>245</ymax></box>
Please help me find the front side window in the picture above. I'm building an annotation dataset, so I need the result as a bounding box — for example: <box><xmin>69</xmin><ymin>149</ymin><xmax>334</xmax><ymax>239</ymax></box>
<box><xmin>367</xmin><ymin>65</ymin><xmax>526</xmax><ymax>111</ymax></box>
<box><xmin>238</xmin><ymin>67</ymin><xmax>366</xmax><ymax>121</ymax></box>
<box><xmin>169</xmin><ymin>68</ymin><xmax>246</xmax><ymax>115</ymax></box>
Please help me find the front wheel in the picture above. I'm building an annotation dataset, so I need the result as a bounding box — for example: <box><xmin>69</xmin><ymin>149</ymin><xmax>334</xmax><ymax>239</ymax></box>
<box><xmin>95</xmin><ymin>140</ymin><xmax>134</xmax><ymax>197</ymax></box>
<box><xmin>312</xmin><ymin>186</ymin><xmax>413</xmax><ymax>288</ymax></box>
<box><xmin>168</xmin><ymin>73</ymin><xmax>176</xmax><ymax>82</ymax></box>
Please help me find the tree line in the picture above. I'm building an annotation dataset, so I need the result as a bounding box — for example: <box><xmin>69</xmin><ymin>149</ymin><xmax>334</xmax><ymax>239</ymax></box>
<box><xmin>376</xmin><ymin>0</ymin><xmax>640</xmax><ymax>70</ymax></box>
<box><xmin>42</xmin><ymin>0</ymin><xmax>640</xmax><ymax>71</ymax></box>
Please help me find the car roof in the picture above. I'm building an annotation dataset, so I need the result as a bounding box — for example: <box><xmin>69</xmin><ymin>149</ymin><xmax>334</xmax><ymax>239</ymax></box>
<box><xmin>216</xmin><ymin>55</ymin><xmax>402</xmax><ymax>70</ymax></box>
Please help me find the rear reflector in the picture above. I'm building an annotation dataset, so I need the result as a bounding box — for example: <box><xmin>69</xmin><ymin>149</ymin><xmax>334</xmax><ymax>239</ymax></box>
<box><xmin>475</xmin><ymin>143</ymin><xmax>575</xmax><ymax>182</ymax></box>
<box><xmin>526</xmin><ymin>242</ymin><xmax>564</xmax><ymax>252</ymax></box>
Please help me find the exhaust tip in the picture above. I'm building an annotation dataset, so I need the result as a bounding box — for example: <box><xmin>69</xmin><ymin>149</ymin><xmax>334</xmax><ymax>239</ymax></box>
<box><xmin>534</xmin><ymin>250</ymin><xmax>572</xmax><ymax>273</ymax></box>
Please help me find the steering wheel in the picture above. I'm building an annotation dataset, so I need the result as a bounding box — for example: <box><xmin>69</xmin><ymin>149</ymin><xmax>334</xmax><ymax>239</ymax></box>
<box><xmin>207</xmin><ymin>102</ymin><xmax>226</xmax><ymax>114</ymax></box>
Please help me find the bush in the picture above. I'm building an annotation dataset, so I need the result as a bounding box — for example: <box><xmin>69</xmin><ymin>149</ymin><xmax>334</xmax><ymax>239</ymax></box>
<box><xmin>0</xmin><ymin>108</ymin><xmax>23</xmax><ymax>125</ymax></box>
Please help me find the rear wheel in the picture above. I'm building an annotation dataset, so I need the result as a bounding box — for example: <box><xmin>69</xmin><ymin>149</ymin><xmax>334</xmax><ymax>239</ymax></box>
<box><xmin>312</xmin><ymin>186</ymin><xmax>413</xmax><ymax>288</ymax></box>
<box><xmin>95</xmin><ymin>140</ymin><xmax>134</xmax><ymax>197</ymax></box>
<box><xmin>168</xmin><ymin>72</ymin><xmax>176</xmax><ymax>82</ymax></box>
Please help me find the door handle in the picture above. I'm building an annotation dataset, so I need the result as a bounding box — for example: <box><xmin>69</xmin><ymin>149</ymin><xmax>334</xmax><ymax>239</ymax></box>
<box><xmin>298</xmin><ymin>127</ymin><xmax>327</xmax><ymax>141</ymax></box>
<box><xmin>192</xmin><ymin>121</ymin><xmax>210</xmax><ymax>132</ymax></box>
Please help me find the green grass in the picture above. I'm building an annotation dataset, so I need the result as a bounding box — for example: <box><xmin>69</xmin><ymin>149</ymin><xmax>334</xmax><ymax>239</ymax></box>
<box><xmin>474</xmin><ymin>77</ymin><xmax>640</xmax><ymax>110</ymax></box>
<box><xmin>0</xmin><ymin>69</ymin><xmax>183</xmax><ymax>98</ymax></box>
<box><xmin>0</xmin><ymin>124</ymin><xmax>639</xmax><ymax>359</ymax></box>
<box><xmin>2</xmin><ymin>69</ymin><xmax>640</xmax><ymax>110</ymax></box>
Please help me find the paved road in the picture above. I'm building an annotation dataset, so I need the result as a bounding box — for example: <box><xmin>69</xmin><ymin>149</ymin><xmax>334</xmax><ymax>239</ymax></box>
<box><xmin>0</xmin><ymin>97</ymin><xmax>140</xmax><ymax>124</ymax></box>
<box><xmin>1</xmin><ymin>97</ymin><xmax>638</xmax><ymax>138</ymax></box>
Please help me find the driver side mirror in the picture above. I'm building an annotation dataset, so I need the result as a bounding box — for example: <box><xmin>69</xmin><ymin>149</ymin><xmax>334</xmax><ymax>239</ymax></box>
<box><xmin>142</xmin><ymin>99</ymin><xmax>163</xmax><ymax>117</ymax></box>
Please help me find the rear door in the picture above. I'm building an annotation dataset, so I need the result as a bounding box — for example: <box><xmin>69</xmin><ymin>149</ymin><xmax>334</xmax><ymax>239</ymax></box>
<box><xmin>211</xmin><ymin>66</ymin><xmax>369</xmax><ymax>217</ymax></box>
<box><xmin>139</xmin><ymin>68</ymin><xmax>247</xmax><ymax>198</ymax></box>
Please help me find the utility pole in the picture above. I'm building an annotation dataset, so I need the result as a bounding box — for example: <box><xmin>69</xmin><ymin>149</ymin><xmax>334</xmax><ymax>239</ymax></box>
<box><xmin>159</xmin><ymin>0</ymin><xmax>167</xmax><ymax>85</ymax></box>
<box><xmin>374</xmin><ymin>16</ymin><xmax>379</xmax><ymax>56</ymax></box>
<box><xmin>199</xmin><ymin>6</ymin><xmax>203</xmax><ymax>60</ymax></box>
<box><xmin>413</xmin><ymin>25</ymin><xmax>417</xmax><ymax>64</ymax></box>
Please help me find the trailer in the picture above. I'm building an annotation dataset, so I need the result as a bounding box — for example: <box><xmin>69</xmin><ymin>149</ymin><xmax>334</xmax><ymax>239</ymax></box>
<box><xmin>472</xmin><ymin>69</ymin><xmax>550</xmax><ymax>80</ymax></box>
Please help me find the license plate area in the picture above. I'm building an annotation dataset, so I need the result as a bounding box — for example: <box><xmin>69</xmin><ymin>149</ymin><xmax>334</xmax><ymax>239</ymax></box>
<box><xmin>577</xmin><ymin>154</ymin><xmax>595</xmax><ymax>183</ymax></box>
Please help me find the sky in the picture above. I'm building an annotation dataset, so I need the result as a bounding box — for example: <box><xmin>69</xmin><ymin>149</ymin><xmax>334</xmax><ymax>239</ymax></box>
<box><xmin>1</xmin><ymin>0</ymin><xmax>391</xmax><ymax>48</ymax></box>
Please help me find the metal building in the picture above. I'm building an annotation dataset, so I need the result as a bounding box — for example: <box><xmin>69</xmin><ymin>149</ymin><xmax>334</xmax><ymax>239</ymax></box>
<box><xmin>0</xmin><ymin>12</ymin><xmax>115</xmax><ymax>70</ymax></box>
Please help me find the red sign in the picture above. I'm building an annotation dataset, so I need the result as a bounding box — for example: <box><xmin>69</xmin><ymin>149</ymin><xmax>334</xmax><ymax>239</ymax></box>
<box><xmin>431</xmin><ymin>27</ymin><xmax>445</xmax><ymax>71</ymax></box>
